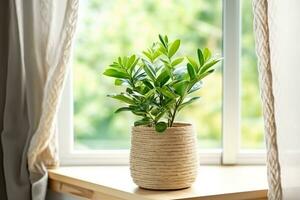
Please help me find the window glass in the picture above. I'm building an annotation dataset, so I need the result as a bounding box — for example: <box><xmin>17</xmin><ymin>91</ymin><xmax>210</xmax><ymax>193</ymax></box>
<box><xmin>73</xmin><ymin>0</ymin><xmax>222</xmax><ymax>150</ymax></box>
<box><xmin>241</xmin><ymin>0</ymin><xmax>265</xmax><ymax>149</ymax></box>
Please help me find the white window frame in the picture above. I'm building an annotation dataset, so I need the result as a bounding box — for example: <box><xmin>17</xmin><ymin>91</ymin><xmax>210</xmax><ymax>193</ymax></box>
<box><xmin>58</xmin><ymin>0</ymin><xmax>266</xmax><ymax>166</ymax></box>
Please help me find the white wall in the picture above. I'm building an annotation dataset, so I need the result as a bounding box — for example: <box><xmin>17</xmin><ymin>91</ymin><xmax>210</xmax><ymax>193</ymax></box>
<box><xmin>268</xmin><ymin>0</ymin><xmax>300</xmax><ymax>199</ymax></box>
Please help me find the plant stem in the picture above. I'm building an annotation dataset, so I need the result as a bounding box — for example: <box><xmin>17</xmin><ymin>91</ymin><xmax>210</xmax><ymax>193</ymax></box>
<box><xmin>170</xmin><ymin>97</ymin><xmax>183</xmax><ymax>127</ymax></box>
<box><xmin>170</xmin><ymin>107</ymin><xmax>177</xmax><ymax>127</ymax></box>
<box><xmin>170</xmin><ymin>81</ymin><xmax>196</xmax><ymax>126</ymax></box>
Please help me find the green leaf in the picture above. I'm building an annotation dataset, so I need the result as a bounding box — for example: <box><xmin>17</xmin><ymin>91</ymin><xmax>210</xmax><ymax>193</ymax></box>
<box><xmin>156</xmin><ymin>113</ymin><xmax>166</xmax><ymax>122</ymax></box>
<box><xmin>142</xmin><ymin>79</ymin><xmax>154</xmax><ymax>89</ymax></box>
<box><xmin>197</xmin><ymin>49</ymin><xmax>204</xmax><ymax>66</ymax></box>
<box><xmin>164</xmin><ymin>35</ymin><xmax>169</xmax><ymax>44</ymax></box>
<box><xmin>153</xmin><ymin>50</ymin><xmax>161</xmax><ymax>61</ymax></box>
<box><xmin>145</xmin><ymin>60</ymin><xmax>156</xmax><ymax>74</ymax></box>
<box><xmin>168</xmin><ymin>39</ymin><xmax>180</xmax><ymax>58</ymax></box>
<box><xmin>197</xmin><ymin>69</ymin><xmax>215</xmax><ymax>80</ymax></box>
<box><xmin>114</xmin><ymin>79</ymin><xmax>123</xmax><ymax>86</ymax></box>
<box><xmin>127</xmin><ymin>55</ymin><xmax>136</xmax><ymax>67</ymax></box>
<box><xmin>162</xmin><ymin>98</ymin><xmax>176</xmax><ymax>108</ymax></box>
<box><xmin>118</xmin><ymin>57</ymin><xmax>122</xmax><ymax>66</ymax></box>
<box><xmin>200</xmin><ymin>58</ymin><xmax>222</xmax><ymax>73</ymax></box>
<box><xmin>134</xmin><ymin>71</ymin><xmax>146</xmax><ymax>80</ymax></box>
<box><xmin>144</xmin><ymin>89</ymin><xmax>155</xmax><ymax>98</ymax></box>
<box><xmin>173</xmin><ymin>80</ymin><xmax>189</xmax><ymax>97</ymax></box>
<box><xmin>103</xmin><ymin>69</ymin><xmax>130</xmax><ymax>79</ymax></box>
<box><xmin>143</xmin><ymin>51</ymin><xmax>152</xmax><ymax>61</ymax></box>
<box><xmin>154</xmin><ymin>110</ymin><xmax>166</xmax><ymax>121</ymax></box>
<box><xmin>161</xmin><ymin>58</ymin><xmax>170</xmax><ymax>63</ymax></box>
<box><xmin>188</xmin><ymin>80</ymin><xmax>203</xmax><ymax>94</ymax></box>
<box><xmin>173</xmin><ymin>66</ymin><xmax>189</xmax><ymax>80</ymax></box>
<box><xmin>158</xmin><ymin>45</ymin><xmax>168</xmax><ymax>55</ymax></box>
<box><xmin>150</xmin><ymin>108</ymin><xmax>160</xmax><ymax>116</ymax></box>
<box><xmin>155</xmin><ymin>121</ymin><xmax>167</xmax><ymax>132</ymax></box>
<box><xmin>126</xmin><ymin>88</ymin><xmax>133</xmax><ymax>94</ymax></box>
<box><xmin>132</xmin><ymin>110</ymin><xmax>147</xmax><ymax>116</ymax></box>
<box><xmin>203</xmin><ymin>48</ymin><xmax>211</xmax><ymax>61</ymax></box>
<box><xmin>171</xmin><ymin>57</ymin><xmax>184</xmax><ymax>67</ymax></box>
<box><xmin>128</xmin><ymin>56</ymin><xmax>139</xmax><ymax>74</ymax></box>
<box><xmin>108</xmin><ymin>94</ymin><xmax>135</xmax><ymax>104</ymax></box>
<box><xmin>134</xmin><ymin>118</ymin><xmax>151</xmax><ymax>126</ymax></box>
<box><xmin>159</xmin><ymin>34</ymin><xmax>167</xmax><ymax>48</ymax></box>
<box><xmin>123</xmin><ymin>56</ymin><xmax>128</xmax><ymax>68</ymax></box>
<box><xmin>133</xmin><ymin>65</ymin><xmax>142</xmax><ymax>75</ymax></box>
<box><xmin>142</xmin><ymin>62</ymin><xmax>156</xmax><ymax>81</ymax></box>
<box><xmin>109</xmin><ymin>62</ymin><xmax>120</xmax><ymax>69</ymax></box>
<box><xmin>187</xmin><ymin>63</ymin><xmax>196</xmax><ymax>80</ymax></box>
<box><xmin>114</xmin><ymin>107</ymin><xmax>132</xmax><ymax>113</ymax></box>
<box><xmin>159</xmin><ymin>86</ymin><xmax>178</xmax><ymax>99</ymax></box>
<box><xmin>156</xmin><ymin>69</ymin><xmax>170</xmax><ymax>87</ymax></box>
<box><xmin>187</xmin><ymin>56</ymin><xmax>199</xmax><ymax>72</ymax></box>
<box><xmin>178</xmin><ymin>97</ymin><xmax>201</xmax><ymax>111</ymax></box>
<box><xmin>142</xmin><ymin>86</ymin><xmax>151</xmax><ymax>95</ymax></box>
<box><xmin>114</xmin><ymin>79</ymin><xmax>129</xmax><ymax>86</ymax></box>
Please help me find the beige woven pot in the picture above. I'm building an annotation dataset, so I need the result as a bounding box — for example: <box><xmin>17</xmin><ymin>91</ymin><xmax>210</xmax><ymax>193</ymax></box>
<box><xmin>130</xmin><ymin>122</ymin><xmax>198</xmax><ymax>190</ymax></box>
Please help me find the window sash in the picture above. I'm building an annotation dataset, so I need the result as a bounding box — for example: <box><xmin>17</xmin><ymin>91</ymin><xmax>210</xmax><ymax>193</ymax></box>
<box><xmin>58</xmin><ymin>0</ymin><xmax>266</xmax><ymax>166</ymax></box>
<box><xmin>222</xmin><ymin>0</ymin><xmax>240</xmax><ymax>164</ymax></box>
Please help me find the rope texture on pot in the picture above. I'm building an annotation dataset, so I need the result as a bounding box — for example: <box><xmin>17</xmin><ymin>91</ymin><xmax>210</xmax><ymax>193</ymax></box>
<box><xmin>130</xmin><ymin>123</ymin><xmax>198</xmax><ymax>190</ymax></box>
<box><xmin>252</xmin><ymin>0</ymin><xmax>282</xmax><ymax>199</ymax></box>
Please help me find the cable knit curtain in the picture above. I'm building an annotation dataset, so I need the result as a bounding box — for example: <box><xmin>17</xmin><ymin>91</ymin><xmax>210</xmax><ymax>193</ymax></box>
<box><xmin>1</xmin><ymin>0</ymin><xmax>78</xmax><ymax>199</ymax></box>
<box><xmin>253</xmin><ymin>0</ymin><xmax>300</xmax><ymax>199</ymax></box>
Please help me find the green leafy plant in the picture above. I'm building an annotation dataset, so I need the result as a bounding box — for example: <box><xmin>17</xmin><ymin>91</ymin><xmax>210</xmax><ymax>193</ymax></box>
<box><xmin>103</xmin><ymin>35</ymin><xmax>222</xmax><ymax>132</ymax></box>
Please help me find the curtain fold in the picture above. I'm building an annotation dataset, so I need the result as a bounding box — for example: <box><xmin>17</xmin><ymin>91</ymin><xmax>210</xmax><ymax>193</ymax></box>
<box><xmin>0</xmin><ymin>0</ymin><xmax>9</xmax><ymax>199</ymax></box>
<box><xmin>1</xmin><ymin>0</ymin><xmax>78</xmax><ymax>199</ymax></box>
<box><xmin>2</xmin><ymin>0</ymin><xmax>32</xmax><ymax>199</ymax></box>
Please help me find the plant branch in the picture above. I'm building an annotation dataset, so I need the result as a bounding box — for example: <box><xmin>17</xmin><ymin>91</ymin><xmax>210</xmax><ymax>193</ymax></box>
<box><xmin>170</xmin><ymin>97</ymin><xmax>183</xmax><ymax>127</ymax></box>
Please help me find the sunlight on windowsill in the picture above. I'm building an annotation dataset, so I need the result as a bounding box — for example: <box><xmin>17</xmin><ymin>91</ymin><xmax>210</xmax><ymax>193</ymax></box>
<box><xmin>48</xmin><ymin>165</ymin><xmax>268</xmax><ymax>200</ymax></box>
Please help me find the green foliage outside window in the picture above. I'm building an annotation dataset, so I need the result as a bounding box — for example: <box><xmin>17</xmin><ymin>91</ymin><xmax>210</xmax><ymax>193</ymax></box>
<box><xmin>73</xmin><ymin>0</ymin><xmax>264</xmax><ymax>150</ymax></box>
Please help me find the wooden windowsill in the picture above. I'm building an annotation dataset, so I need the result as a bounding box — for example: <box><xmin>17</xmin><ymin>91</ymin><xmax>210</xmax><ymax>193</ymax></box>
<box><xmin>48</xmin><ymin>166</ymin><xmax>268</xmax><ymax>200</ymax></box>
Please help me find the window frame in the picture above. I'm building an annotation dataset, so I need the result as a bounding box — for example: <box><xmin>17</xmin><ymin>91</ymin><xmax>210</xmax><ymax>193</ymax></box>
<box><xmin>58</xmin><ymin>0</ymin><xmax>266</xmax><ymax>166</ymax></box>
<box><xmin>222</xmin><ymin>0</ymin><xmax>240</xmax><ymax>164</ymax></box>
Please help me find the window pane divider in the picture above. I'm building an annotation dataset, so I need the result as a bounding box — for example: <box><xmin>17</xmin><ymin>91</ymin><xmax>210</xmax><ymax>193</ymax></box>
<box><xmin>222</xmin><ymin>0</ymin><xmax>241</xmax><ymax>164</ymax></box>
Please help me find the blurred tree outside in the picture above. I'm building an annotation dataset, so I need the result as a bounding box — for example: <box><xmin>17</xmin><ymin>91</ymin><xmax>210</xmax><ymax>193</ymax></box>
<box><xmin>73</xmin><ymin>0</ymin><xmax>264</xmax><ymax>150</ymax></box>
<box><xmin>241</xmin><ymin>0</ymin><xmax>265</xmax><ymax>149</ymax></box>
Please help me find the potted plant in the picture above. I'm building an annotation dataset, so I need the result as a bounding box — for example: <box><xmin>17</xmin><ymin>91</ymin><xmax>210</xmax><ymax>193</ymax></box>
<box><xmin>103</xmin><ymin>35</ymin><xmax>221</xmax><ymax>190</ymax></box>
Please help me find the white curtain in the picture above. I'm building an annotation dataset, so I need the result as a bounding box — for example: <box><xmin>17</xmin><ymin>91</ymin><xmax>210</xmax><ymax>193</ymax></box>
<box><xmin>253</xmin><ymin>0</ymin><xmax>300</xmax><ymax>199</ymax></box>
<box><xmin>1</xmin><ymin>0</ymin><xmax>78</xmax><ymax>199</ymax></box>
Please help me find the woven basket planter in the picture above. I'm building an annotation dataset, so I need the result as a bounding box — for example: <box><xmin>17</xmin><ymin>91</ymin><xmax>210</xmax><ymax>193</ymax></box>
<box><xmin>130</xmin><ymin>122</ymin><xmax>198</xmax><ymax>190</ymax></box>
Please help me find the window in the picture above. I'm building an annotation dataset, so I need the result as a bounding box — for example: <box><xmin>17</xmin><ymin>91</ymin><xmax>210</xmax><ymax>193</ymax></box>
<box><xmin>241</xmin><ymin>0</ymin><xmax>264</xmax><ymax>149</ymax></box>
<box><xmin>58</xmin><ymin>0</ymin><xmax>265</xmax><ymax>165</ymax></box>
